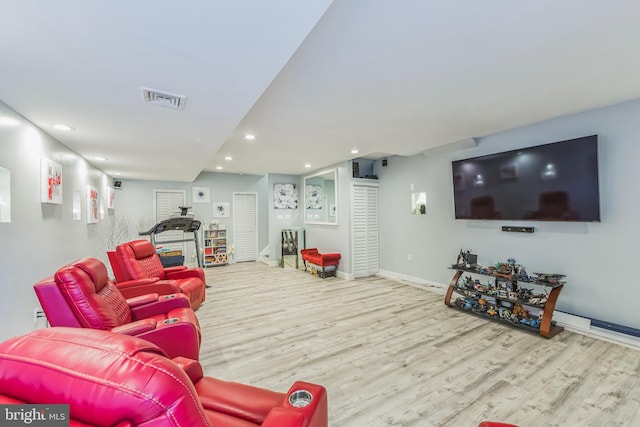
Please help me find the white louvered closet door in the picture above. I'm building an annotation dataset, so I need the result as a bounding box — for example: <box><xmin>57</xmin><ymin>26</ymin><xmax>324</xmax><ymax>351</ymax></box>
<box><xmin>154</xmin><ymin>190</ymin><xmax>185</xmax><ymax>252</ymax></box>
<box><xmin>233</xmin><ymin>192</ymin><xmax>258</xmax><ymax>263</ymax></box>
<box><xmin>351</xmin><ymin>184</ymin><xmax>379</xmax><ymax>278</ymax></box>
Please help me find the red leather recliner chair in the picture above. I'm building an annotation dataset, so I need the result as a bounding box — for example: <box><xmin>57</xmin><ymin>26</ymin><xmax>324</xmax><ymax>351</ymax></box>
<box><xmin>115</xmin><ymin>239</ymin><xmax>206</xmax><ymax>310</ymax></box>
<box><xmin>0</xmin><ymin>328</ymin><xmax>328</xmax><ymax>427</ymax></box>
<box><xmin>34</xmin><ymin>257</ymin><xmax>201</xmax><ymax>360</ymax></box>
<box><xmin>108</xmin><ymin>249</ymin><xmax>184</xmax><ymax>299</ymax></box>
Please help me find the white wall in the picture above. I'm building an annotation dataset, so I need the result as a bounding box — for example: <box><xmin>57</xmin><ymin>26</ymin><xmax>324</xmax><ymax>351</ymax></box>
<box><xmin>266</xmin><ymin>174</ymin><xmax>303</xmax><ymax>265</ymax></box>
<box><xmin>377</xmin><ymin>98</ymin><xmax>640</xmax><ymax>330</ymax></box>
<box><xmin>303</xmin><ymin>162</ymin><xmax>352</xmax><ymax>275</ymax></box>
<box><xmin>0</xmin><ymin>101</ymin><xmax>115</xmax><ymax>341</ymax></box>
<box><xmin>114</xmin><ymin>172</ymin><xmax>269</xmax><ymax>266</ymax></box>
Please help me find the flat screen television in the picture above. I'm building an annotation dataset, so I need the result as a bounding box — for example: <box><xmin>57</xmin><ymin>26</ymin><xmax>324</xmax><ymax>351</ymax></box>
<box><xmin>451</xmin><ymin>135</ymin><xmax>600</xmax><ymax>222</ymax></box>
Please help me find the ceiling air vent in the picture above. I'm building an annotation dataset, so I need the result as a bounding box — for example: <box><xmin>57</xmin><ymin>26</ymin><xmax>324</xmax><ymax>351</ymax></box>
<box><xmin>142</xmin><ymin>87</ymin><xmax>187</xmax><ymax>110</ymax></box>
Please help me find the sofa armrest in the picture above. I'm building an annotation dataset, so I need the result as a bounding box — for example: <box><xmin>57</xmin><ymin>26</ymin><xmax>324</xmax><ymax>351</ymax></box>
<box><xmin>300</xmin><ymin>248</ymin><xmax>319</xmax><ymax>259</ymax></box>
<box><xmin>172</xmin><ymin>356</ymin><xmax>204</xmax><ymax>383</ymax></box>
<box><xmin>163</xmin><ymin>265</ymin><xmax>188</xmax><ymax>273</ymax></box>
<box><xmin>111</xmin><ymin>319</ymin><xmax>157</xmax><ymax>336</ymax></box>
<box><xmin>165</xmin><ymin>268</ymin><xmax>205</xmax><ymax>282</ymax></box>
<box><xmin>277</xmin><ymin>381</ymin><xmax>328</xmax><ymax>427</ymax></box>
<box><xmin>130</xmin><ymin>293</ymin><xmax>191</xmax><ymax>320</ymax></box>
<box><xmin>118</xmin><ymin>277</ymin><xmax>159</xmax><ymax>287</ymax></box>
<box><xmin>262</xmin><ymin>407</ymin><xmax>306</xmax><ymax>427</ymax></box>
<box><xmin>118</xmin><ymin>279</ymin><xmax>181</xmax><ymax>299</ymax></box>
<box><xmin>137</xmin><ymin>320</ymin><xmax>200</xmax><ymax>360</ymax></box>
<box><xmin>126</xmin><ymin>293</ymin><xmax>160</xmax><ymax>307</ymax></box>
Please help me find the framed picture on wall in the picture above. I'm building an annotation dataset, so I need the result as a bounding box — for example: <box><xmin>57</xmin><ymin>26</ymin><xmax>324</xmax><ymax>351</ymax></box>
<box><xmin>107</xmin><ymin>187</ymin><xmax>116</xmax><ymax>209</ymax></box>
<box><xmin>213</xmin><ymin>201</ymin><xmax>229</xmax><ymax>218</ymax></box>
<box><xmin>86</xmin><ymin>185</ymin><xmax>99</xmax><ymax>224</ymax></box>
<box><xmin>40</xmin><ymin>157</ymin><xmax>63</xmax><ymax>204</ymax></box>
<box><xmin>192</xmin><ymin>187</ymin><xmax>211</xmax><ymax>204</ymax></box>
<box><xmin>274</xmin><ymin>183</ymin><xmax>298</xmax><ymax>209</ymax></box>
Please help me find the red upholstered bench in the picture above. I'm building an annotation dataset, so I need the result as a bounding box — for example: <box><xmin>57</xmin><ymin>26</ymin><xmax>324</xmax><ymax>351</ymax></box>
<box><xmin>300</xmin><ymin>248</ymin><xmax>341</xmax><ymax>278</ymax></box>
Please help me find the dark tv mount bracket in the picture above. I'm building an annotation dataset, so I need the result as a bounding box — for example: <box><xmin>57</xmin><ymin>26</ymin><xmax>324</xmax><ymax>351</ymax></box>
<box><xmin>501</xmin><ymin>225</ymin><xmax>535</xmax><ymax>233</ymax></box>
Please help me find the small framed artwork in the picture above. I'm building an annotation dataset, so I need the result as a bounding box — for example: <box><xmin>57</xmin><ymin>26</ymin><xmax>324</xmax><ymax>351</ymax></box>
<box><xmin>213</xmin><ymin>201</ymin><xmax>230</xmax><ymax>218</ymax></box>
<box><xmin>86</xmin><ymin>185</ymin><xmax>99</xmax><ymax>224</ymax></box>
<box><xmin>192</xmin><ymin>187</ymin><xmax>211</xmax><ymax>204</ymax></box>
<box><xmin>107</xmin><ymin>187</ymin><xmax>116</xmax><ymax>209</ymax></box>
<box><xmin>41</xmin><ymin>158</ymin><xmax>63</xmax><ymax>204</ymax></box>
<box><xmin>274</xmin><ymin>183</ymin><xmax>298</xmax><ymax>209</ymax></box>
<box><xmin>500</xmin><ymin>163</ymin><xmax>518</xmax><ymax>180</ymax></box>
<box><xmin>72</xmin><ymin>189</ymin><xmax>82</xmax><ymax>220</ymax></box>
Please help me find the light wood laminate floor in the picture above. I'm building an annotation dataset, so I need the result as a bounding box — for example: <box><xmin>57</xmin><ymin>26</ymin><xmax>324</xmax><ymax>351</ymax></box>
<box><xmin>197</xmin><ymin>262</ymin><xmax>640</xmax><ymax>427</ymax></box>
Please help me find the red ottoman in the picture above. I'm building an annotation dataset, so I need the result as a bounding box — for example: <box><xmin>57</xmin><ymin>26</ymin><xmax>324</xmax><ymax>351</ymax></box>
<box><xmin>300</xmin><ymin>248</ymin><xmax>341</xmax><ymax>278</ymax></box>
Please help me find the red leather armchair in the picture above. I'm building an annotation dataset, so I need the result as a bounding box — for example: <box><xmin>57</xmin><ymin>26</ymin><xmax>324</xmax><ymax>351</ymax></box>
<box><xmin>0</xmin><ymin>328</ymin><xmax>328</xmax><ymax>427</ymax></box>
<box><xmin>115</xmin><ymin>239</ymin><xmax>206</xmax><ymax>309</ymax></box>
<box><xmin>34</xmin><ymin>257</ymin><xmax>201</xmax><ymax>360</ymax></box>
<box><xmin>108</xmin><ymin>249</ymin><xmax>184</xmax><ymax>299</ymax></box>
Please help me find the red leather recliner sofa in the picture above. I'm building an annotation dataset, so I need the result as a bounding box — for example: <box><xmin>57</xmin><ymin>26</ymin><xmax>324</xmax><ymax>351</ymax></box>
<box><xmin>34</xmin><ymin>256</ymin><xmax>201</xmax><ymax>360</ymax></box>
<box><xmin>0</xmin><ymin>328</ymin><xmax>328</xmax><ymax>427</ymax></box>
<box><xmin>114</xmin><ymin>239</ymin><xmax>206</xmax><ymax>309</ymax></box>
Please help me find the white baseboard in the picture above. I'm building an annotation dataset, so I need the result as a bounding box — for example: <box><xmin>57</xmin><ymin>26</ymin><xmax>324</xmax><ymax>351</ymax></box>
<box><xmin>378</xmin><ymin>269</ymin><xmax>640</xmax><ymax>351</ymax></box>
<box><xmin>338</xmin><ymin>271</ymin><xmax>352</xmax><ymax>280</ymax></box>
<box><xmin>377</xmin><ymin>269</ymin><xmax>447</xmax><ymax>294</ymax></box>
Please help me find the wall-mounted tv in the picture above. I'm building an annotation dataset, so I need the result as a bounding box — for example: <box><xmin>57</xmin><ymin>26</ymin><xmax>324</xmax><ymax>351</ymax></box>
<box><xmin>452</xmin><ymin>135</ymin><xmax>600</xmax><ymax>222</ymax></box>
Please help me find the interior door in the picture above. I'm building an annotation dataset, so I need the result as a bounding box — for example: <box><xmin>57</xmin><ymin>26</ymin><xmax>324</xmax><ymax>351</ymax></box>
<box><xmin>351</xmin><ymin>183</ymin><xmax>379</xmax><ymax>278</ymax></box>
<box><xmin>233</xmin><ymin>192</ymin><xmax>258</xmax><ymax>262</ymax></box>
<box><xmin>153</xmin><ymin>189</ymin><xmax>186</xmax><ymax>252</ymax></box>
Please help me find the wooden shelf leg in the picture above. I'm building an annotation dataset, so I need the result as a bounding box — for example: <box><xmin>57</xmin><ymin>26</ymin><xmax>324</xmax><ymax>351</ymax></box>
<box><xmin>539</xmin><ymin>284</ymin><xmax>563</xmax><ymax>338</ymax></box>
<box><xmin>444</xmin><ymin>270</ymin><xmax>463</xmax><ymax>306</ymax></box>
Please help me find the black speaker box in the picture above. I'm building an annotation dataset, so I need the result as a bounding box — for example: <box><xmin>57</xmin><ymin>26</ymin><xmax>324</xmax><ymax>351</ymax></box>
<box><xmin>501</xmin><ymin>226</ymin><xmax>534</xmax><ymax>233</ymax></box>
<box><xmin>352</xmin><ymin>161</ymin><xmax>360</xmax><ymax>178</ymax></box>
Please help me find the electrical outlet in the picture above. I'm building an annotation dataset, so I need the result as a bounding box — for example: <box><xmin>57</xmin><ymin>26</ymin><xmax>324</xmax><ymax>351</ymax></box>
<box><xmin>33</xmin><ymin>307</ymin><xmax>45</xmax><ymax>324</ymax></box>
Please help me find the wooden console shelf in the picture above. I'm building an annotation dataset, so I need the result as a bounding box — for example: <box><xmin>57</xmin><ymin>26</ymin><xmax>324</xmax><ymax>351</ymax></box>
<box><xmin>444</xmin><ymin>266</ymin><xmax>564</xmax><ymax>338</ymax></box>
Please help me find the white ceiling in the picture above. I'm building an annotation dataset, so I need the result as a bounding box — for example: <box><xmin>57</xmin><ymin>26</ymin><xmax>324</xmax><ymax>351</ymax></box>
<box><xmin>2</xmin><ymin>1</ymin><xmax>640</xmax><ymax>181</ymax></box>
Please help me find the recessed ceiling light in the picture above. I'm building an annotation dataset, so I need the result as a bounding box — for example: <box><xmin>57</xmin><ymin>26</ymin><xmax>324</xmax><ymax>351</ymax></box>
<box><xmin>224</xmin><ymin>156</ymin><xmax>233</xmax><ymax>161</ymax></box>
<box><xmin>304</xmin><ymin>164</ymin><xmax>311</xmax><ymax>168</ymax></box>
<box><xmin>351</xmin><ymin>149</ymin><xmax>359</xmax><ymax>154</ymax></box>
<box><xmin>52</xmin><ymin>123</ymin><xmax>74</xmax><ymax>131</ymax></box>
<box><xmin>112</xmin><ymin>172</ymin><xmax>122</xmax><ymax>176</ymax></box>
<box><xmin>216</xmin><ymin>166</ymin><xmax>223</xmax><ymax>170</ymax></box>
<box><xmin>244</xmin><ymin>134</ymin><xmax>256</xmax><ymax>141</ymax></box>
<box><xmin>95</xmin><ymin>157</ymin><xmax>107</xmax><ymax>161</ymax></box>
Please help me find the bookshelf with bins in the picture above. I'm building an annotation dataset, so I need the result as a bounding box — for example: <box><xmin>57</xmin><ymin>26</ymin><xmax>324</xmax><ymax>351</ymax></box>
<box><xmin>203</xmin><ymin>224</ymin><xmax>227</xmax><ymax>267</ymax></box>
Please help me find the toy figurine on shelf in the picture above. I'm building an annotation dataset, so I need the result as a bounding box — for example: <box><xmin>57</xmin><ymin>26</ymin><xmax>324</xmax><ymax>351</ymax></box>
<box><xmin>456</xmin><ymin>249</ymin><xmax>478</xmax><ymax>268</ymax></box>
<box><xmin>512</xmin><ymin>304</ymin><xmax>529</xmax><ymax>320</ymax></box>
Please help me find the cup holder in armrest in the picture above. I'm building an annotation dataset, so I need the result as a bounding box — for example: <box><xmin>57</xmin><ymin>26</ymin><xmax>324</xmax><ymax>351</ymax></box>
<box><xmin>162</xmin><ymin>294</ymin><xmax>177</xmax><ymax>299</ymax></box>
<box><xmin>163</xmin><ymin>318</ymin><xmax>179</xmax><ymax>324</ymax></box>
<box><xmin>288</xmin><ymin>390</ymin><xmax>313</xmax><ymax>408</ymax></box>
